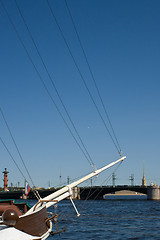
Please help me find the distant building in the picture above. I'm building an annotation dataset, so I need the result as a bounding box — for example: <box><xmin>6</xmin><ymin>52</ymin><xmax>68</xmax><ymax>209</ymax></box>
<box><xmin>142</xmin><ymin>163</ymin><xmax>147</xmax><ymax>186</ymax></box>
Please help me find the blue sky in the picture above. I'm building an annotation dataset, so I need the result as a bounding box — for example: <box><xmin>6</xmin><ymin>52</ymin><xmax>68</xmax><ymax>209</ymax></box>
<box><xmin>0</xmin><ymin>0</ymin><xmax>160</xmax><ymax>188</ymax></box>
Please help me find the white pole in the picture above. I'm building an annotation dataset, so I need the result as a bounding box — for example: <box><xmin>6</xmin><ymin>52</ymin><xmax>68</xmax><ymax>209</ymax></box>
<box><xmin>28</xmin><ymin>156</ymin><xmax>126</xmax><ymax>213</ymax></box>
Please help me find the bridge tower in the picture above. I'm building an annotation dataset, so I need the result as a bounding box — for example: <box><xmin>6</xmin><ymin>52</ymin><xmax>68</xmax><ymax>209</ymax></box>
<box><xmin>142</xmin><ymin>162</ymin><xmax>147</xmax><ymax>186</ymax></box>
<box><xmin>3</xmin><ymin>168</ymin><xmax>9</xmax><ymax>191</ymax></box>
<box><xmin>112</xmin><ymin>173</ymin><xmax>116</xmax><ymax>187</ymax></box>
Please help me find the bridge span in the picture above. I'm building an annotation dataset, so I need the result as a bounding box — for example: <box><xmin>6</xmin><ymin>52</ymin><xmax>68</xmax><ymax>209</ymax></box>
<box><xmin>79</xmin><ymin>186</ymin><xmax>147</xmax><ymax>200</ymax></box>
<box><xmin>0</xmin><ymin>185</ymin><xmax>150</xmax><ymax>200</ymax></box>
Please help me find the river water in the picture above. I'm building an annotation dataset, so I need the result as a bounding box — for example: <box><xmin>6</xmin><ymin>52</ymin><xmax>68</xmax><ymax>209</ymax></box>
<box><xmin>29</xmin><ymin>198</ymin><xmax>160</xmax><ymax>239</ymax></box>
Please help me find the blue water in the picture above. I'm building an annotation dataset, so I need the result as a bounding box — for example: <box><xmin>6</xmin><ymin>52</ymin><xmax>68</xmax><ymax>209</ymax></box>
<box><xmin>29</xmin><ymin>199</ymin><xmax>160</xmax><ymax>239</ymax></box>
<box><xmin>105</xmin><ymin>194</ymin><xmax>147</xmax><ymax>200</ymax></box>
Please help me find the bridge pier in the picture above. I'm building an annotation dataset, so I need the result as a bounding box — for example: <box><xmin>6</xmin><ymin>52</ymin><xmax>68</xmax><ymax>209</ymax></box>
<box><xmin>72</xmin><ymin>187</ymin><xmax>80</xmax><ymax>200</ymax></box>
<box><xmin>147</xmin><ymin>185</ymin><xmax>160</xmax><ymax>200</ymax></box>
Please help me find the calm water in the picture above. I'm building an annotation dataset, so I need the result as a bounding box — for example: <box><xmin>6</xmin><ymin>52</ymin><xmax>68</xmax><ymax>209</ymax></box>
<box><xmin>28</xmin><ymin>199</ymin><xmax>160</xmax><ymax>239</ymax></box>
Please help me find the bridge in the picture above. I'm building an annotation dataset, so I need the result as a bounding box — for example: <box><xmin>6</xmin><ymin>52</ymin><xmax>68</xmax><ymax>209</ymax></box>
<box><xmin>0</xmin><ymin>185</ymin><xmax>148</xmax><ymax>200</ymax></box>
<box><xmin>79</xmin><ymin>186</ymin><xmax>148</xmax><ymax>200</ymax></box>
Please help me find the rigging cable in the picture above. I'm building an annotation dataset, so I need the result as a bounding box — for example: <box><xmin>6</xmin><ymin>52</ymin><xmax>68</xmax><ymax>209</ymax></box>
<box><xmin>0</xmin><ymin>135</ymin><xmax>27</xmax><ymax>181</ymax></box>
<box><xmin>64</xmin><ymin>0</ymin><xmax>122</xmax><ymax>154</ymax></box>
<box><xmin>0</xmin><ymin>107</ymin><xmax>35</xmax><ymax>187</ymax></box>
<box><xmin>0</xmin><ymin>107</ymin><xmax>41</xmax><ymax>199</ymax></box>
<box><xmin>14</xmin><ymin>0</ymin><xmax>95</xmax><ymax>170</ymax></box>
<box><xmin>0</xmin><ymin>0</ymin><xmax>95</xmax><ymax>169</ymax></box>
<box><xmin>84</xmin><ymin>162</ymin><xmax>122</xmax><ymax>203</ymax></box>
<box><xmin>0</xmin><ymin>134</ymin><xmax>40</xmax><ymax>200</ymax></box>
<box><xmin>46</xmin><ymin>0</ymin><xmax>121</xmax><ymax>155</ymax></box>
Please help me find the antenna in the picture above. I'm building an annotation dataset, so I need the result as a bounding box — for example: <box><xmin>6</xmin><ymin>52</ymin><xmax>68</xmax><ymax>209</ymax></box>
<box><xmin>48</xmin><ymin>180</ymin><xmax>50</xmax><ymax>190</ymax></box>
<box><xmin>67</xmin><ymin>176</ymin><xmax>70</xmax><ymax>185</ymax></box>
<box><xmin>91</xmin><ymin>178</ymin><xmax>93</xmax><ymax>187</ymax></box>
<box><xmin>129</xmin><ymin>174</ymin><xmax>134</xmax><ymax>186</ymax></box>
<box><xmin>59</xmin><ymin>171</ymin><xmax>62</xmax><ymax>187</ymax></box>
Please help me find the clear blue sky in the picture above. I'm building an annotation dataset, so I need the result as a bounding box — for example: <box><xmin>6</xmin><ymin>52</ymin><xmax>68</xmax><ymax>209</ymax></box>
<box><xmin>0</xmin><ymin>0</ymin><xmax>160</xmax><ymax>188</ymax></box>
